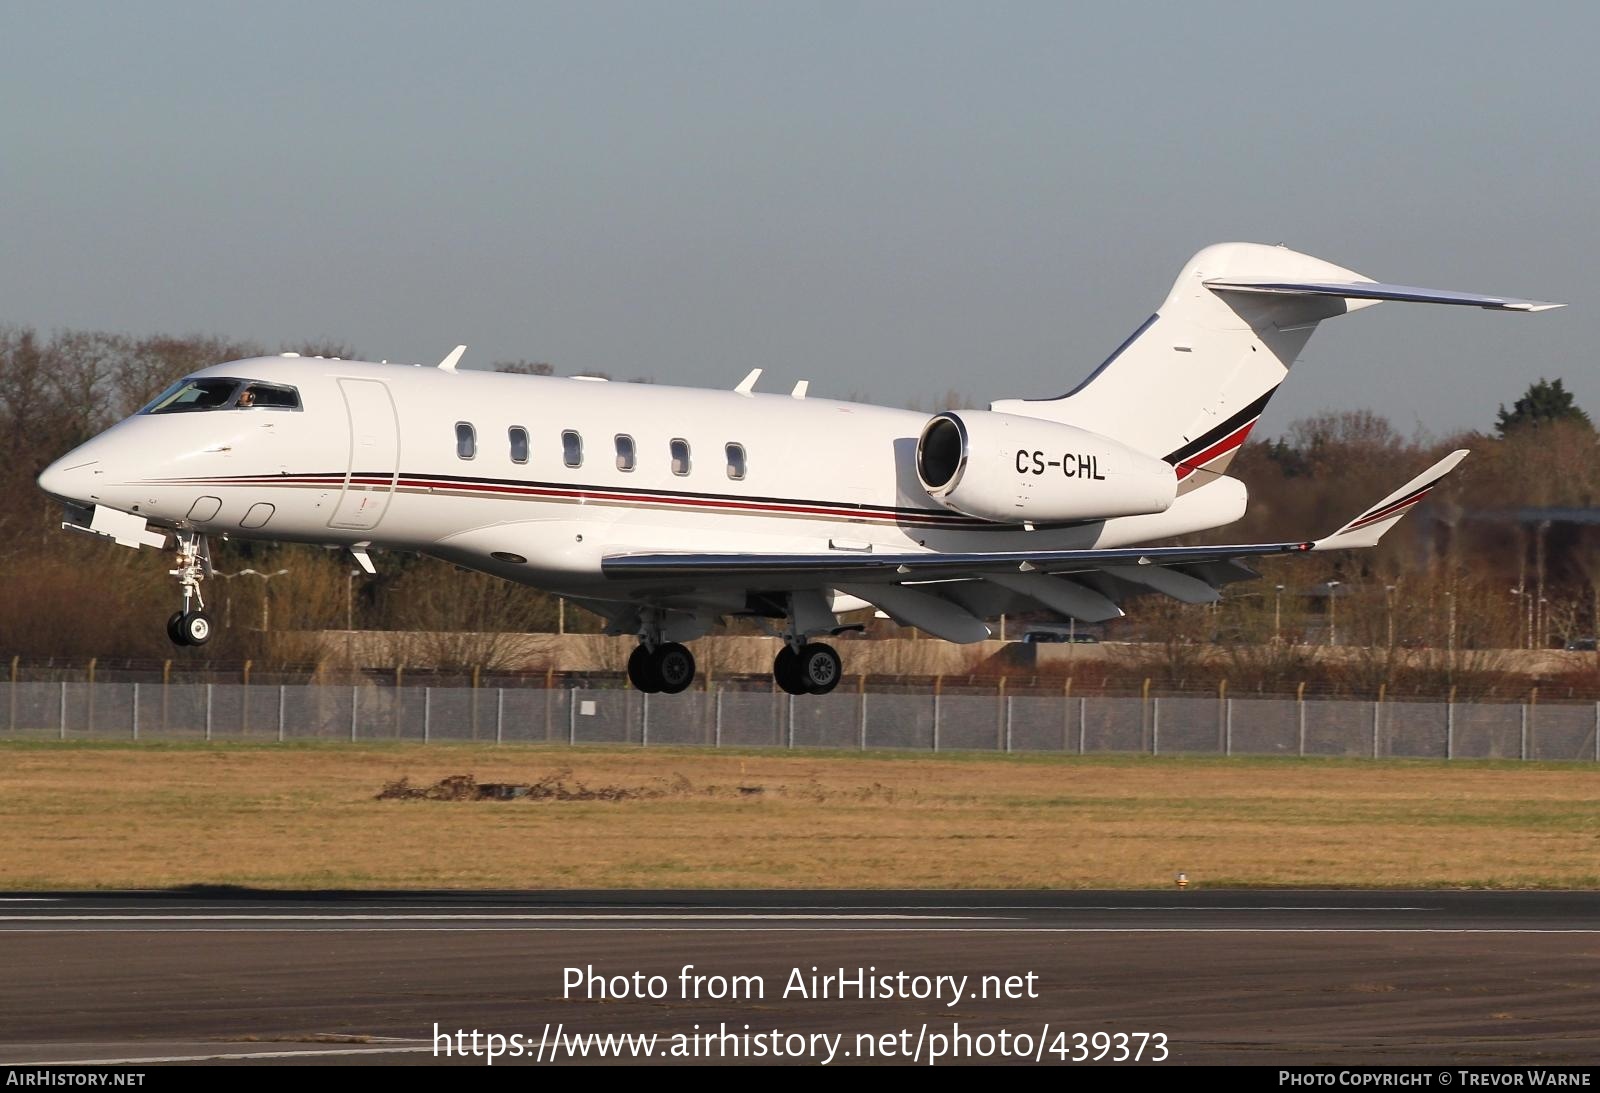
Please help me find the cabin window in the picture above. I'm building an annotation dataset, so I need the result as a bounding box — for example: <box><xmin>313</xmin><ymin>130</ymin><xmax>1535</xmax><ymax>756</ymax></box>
<box><xmin>670</xmin><ymin>438</ymin><xmax>691</xmax><ymax>477</ymax></box>
<box><xmin>725</xmin><ymin>442</ymin><xmax>747</xmax><ymax>480</ymax></box>
<box><xmin>562</xmin><ymin>430</ymin><xmax>583</xmax><ymax>468</ymax></box>
<box><xmin>508</xmin><ymin>426</ymin><xmax>529</xmax><ymax>464</ymax></box>
<box><xmin>615</xmin><ymin>434</ymin><xmax>636</xmax><ymax>472</ymax></box>
<box><xmin>455</xmin><ymin>422</ymin><xmax>476</xmax><ymax>460</ymax></box>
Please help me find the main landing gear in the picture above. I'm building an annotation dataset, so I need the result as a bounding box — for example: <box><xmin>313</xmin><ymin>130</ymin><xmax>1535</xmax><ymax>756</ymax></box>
<box><xmin>627</xmin><ymin>642</ymin><xmax>697</xmax><ymax>694</ymax></box>
<box><xmin>773</xmin><ymin>641</ymin><xmax>842</xmax><ymax>696</ymax></box>
<box><xmin>619</xmin><ymin>599</ymin><xmax>845</xmax><ymax>696</ymax></box>
<box><xmin>165</xmin><ymin>530</ymin><xmax>214</xmax><ymax>647</ymax></box>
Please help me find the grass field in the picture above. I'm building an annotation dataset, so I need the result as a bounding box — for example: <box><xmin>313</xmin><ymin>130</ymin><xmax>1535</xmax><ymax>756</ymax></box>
<box><xmin>0</xmin><ymin>742</ymin><xmax>1595</xmax><ymax>890</ymax></box>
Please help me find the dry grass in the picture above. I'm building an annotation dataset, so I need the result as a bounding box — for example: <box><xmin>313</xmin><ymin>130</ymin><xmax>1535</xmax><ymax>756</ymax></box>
<box><xmin>0</xmin><ymin>742</ymin><xmax>1595</xmax><ymax>890</ymax></box>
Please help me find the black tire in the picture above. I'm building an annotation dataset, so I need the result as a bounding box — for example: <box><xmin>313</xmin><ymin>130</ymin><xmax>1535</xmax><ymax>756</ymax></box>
<box><xmin>653</xmin><ymin>643</ymin><xmax>696</xmax><ymax>694</ymax></box>
<box><xmin>166</xmin><ymin>611</ymin><xmax>189</xmax><ymax>647</ymax></box>
<box><xmin>773</xmin><ymin>646</ymin><xmax>808</xmax><ymax>695</ymax></box>
<box><xmin>797</xmin><ymin>642</ymin><xmax>842</xmax><ymax>695</ymax></box>
<box><xmin>627</xmin><ymin>644</ymin><xmax>662</xmax><ymax>693</ymax></box>
<box><xmin>181</xmin><ymin>611</ymin><xmax>213</xmax><ymax>647</ymax></box>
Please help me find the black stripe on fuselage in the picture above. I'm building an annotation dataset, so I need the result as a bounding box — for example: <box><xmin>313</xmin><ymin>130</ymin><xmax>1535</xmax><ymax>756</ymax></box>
<box><xmin>1162</xmin><ymin>389</ymin><xmax>1277</xmax><ymax>466</ymax></box>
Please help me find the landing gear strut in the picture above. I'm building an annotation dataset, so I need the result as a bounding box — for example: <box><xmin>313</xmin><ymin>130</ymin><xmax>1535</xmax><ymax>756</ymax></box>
<box><xmin>774</xmin><ymin>641</ymin><xmax>842</xmax><ymax>696</ymax></box>
<box><xmin>166</xmin><ymin>530</ymin><xmax>213</xmax><ymax>647</ymax></box>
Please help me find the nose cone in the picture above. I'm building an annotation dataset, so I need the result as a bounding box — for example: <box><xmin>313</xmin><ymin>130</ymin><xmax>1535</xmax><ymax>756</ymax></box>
<box><xmin>37</xmin><ymin>452</ymin><xmax>101</xmax><ymax>505</ymax></box>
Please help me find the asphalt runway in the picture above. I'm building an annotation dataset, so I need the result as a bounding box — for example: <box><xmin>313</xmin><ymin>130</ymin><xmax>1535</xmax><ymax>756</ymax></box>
<box><xmin>0</xmin><ymin>890</ymin><xmax>1596</xmax><ymax>1066</ymax></box>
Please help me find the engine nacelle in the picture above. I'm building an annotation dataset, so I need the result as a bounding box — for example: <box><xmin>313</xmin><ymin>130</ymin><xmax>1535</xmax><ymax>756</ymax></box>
<box><xmin>915</xmin><ymin>410</ymin><xmax>1177</xmax><ymax>523</ymax></box>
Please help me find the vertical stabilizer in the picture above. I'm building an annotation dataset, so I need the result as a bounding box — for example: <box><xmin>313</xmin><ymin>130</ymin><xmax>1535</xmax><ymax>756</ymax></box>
<box><xmin>991</xmin><ymin>243</ymin><xmax>1558</xmax><ymax>491</ymax></box>
<box><xmin>991</xmin><ymin>243</ymin><xmax>1374</xmax><ymax>487</ymax></box>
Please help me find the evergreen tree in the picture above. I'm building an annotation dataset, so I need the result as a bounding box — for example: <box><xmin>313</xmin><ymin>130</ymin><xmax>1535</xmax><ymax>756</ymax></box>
<box><xmin>1496</xmin><ymin>378</ymin><xmax>1592</xmax><ymax>436</ymax></box>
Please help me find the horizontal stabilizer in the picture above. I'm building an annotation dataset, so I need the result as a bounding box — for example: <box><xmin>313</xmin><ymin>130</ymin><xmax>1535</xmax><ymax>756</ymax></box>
<box><xmin>1205</xmin><ymin>279</ymin><xmax>1563</xmax><ymax>313</ymax></box>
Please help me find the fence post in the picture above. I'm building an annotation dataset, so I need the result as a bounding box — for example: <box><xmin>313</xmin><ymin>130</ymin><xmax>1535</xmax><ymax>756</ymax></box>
<box><xmin>350</xmin><ymin>685</ymin><xmax>358</xmax><ymax>743</ymax></box>
<box><xmin>1152</xmin><ymin>696</ymin><xmax>1160</xmax><ymax>756</ymax></box>
<box><xmin>932</xmin><ymin>692</ymin><xmax>941</xmax><ymax>752</ymax></box>
<box><xmin>1527</xmin><ymin>687</ymin><xmax>1537</xmax><ymax>761</ymax></box>
<box><xmin>59</xmin><ymin>681</ymin><xmax>66</xmax><ymax>741</ymax></box>
<box><xmin>715</xmin><ymin>688</ymin><xmax>724</xmax><ymax>748</ymax></box>
<box><xmin>1296</xmin><ymin>681</ymin><xmax>1306</xmax><ymax>757</ymax></box>
<box><xmin>787</xmin><ymin>693</ymin><xmax>795</xmax><ymax>749</ymax></box>
<box><xmin>1446</xmin><ymin>686</ymin><xmax>1456</xmax><ymax>760</ymax></box>
<box><xmin>7</xmin><ymin>655</ymin><xmax>16</xmax><ymax>734</ymax></box>
<box><xmin>1520</xmin><ymin>702</ymin><xmax>1528</xmax><ymax>762</ymax></box>
<box><xmin>1142</xmin><ymin>678</ymin><xmax>1152</xmax><ymax>750</ymax></box>
<box><xmin>496</xmin><ymin>688</ymin><xmax>505</xmax><ymax>746</ymax></box>
<box><xmin>569</xmin><ymin>688</ymin><xmax>577</xmax><ymax>746</ymax></box>
<box><xmin>857</xmin><ymin>683</ymin><xmax>866</xmax><ymax>750</ymax></box>
<box><xmin>642</xmin><ymin>692</ymin><xmax>650</xmax><ymax>747</ymax></box>
<box><xmin>86</xmin><ymin>658</ymin><xmax>96</xmax><ymax>736</ymax></box>
<box><xmin>1373</xmin><ymin>684</ymin><xmax>1385</xmax><ymax>759</ymax></box>
<box><xmin>278</xmin><ymin>684</ymin><xmax>286</xmax><ymax>744</ymax></box>
<box><xmin>423</xmin><ymin>686</ymin><xmax>431</xmax><ymax>744</ymax></box>
<box><xmin>132</xmin><ymin>682</ymin><xmax>139</xmax><ymax>741</ymax></box>
<box><xmin>996</xmin><ymin>677</ymin><xmax>1007</xmax><ymax>750</ymax></box>
<box><xmin>1225</xmin><ymin>697</ymin><xmax>1233</xmax><ymax>757</ymax></box>
<box><xmin>204</xmin><ymin>683</ymin><xmax>213</xmax><ymax>742</ymax></box>
<box><xmin>1062</xmin><ymin>677</ymin><xmax>1072</xmax><ymax>752</ymax></box>
<box><xmin>161</xmin><ymin>660</ymin><xmax>170</xmax><ymax>733</ymax></box>
<box><xmin>1218</xmin><ymin>678</ymin><xmax>1228</xmax><ymax>753</ymax></box>
<box><xmin>471</xmin><ymin>666</ymin><xmax>481</xmax><ymax>742</ymax></box>
<box><xmin>1078</xmin><ymin>696</ymin><xmax>1086</xmax><ymax>754</ymax></box>
<box><xmin>1004</xmin><ymin>695</ymin><xmax>1013</xmax><ymax>753</ymax></box>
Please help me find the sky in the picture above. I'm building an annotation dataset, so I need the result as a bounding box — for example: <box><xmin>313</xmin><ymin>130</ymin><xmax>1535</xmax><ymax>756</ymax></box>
<box><xmin>1</xmin><ymin>1</ymin><xmax>1594</xmax><ymax>440</ymax></box>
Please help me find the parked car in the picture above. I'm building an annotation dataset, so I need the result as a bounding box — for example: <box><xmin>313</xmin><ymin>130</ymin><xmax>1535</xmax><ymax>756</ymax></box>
<box><xmin>1020</xmin><ymin>628</ymin><xmax>1099</xmax><ymax>645</ymax></box>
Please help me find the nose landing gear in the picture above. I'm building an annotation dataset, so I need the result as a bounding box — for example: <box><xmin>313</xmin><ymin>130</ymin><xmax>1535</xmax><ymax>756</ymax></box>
<box><xmin>166</xmin><ymin>530</ymin><xmax>214</xmax><ymax>647</ymax></box>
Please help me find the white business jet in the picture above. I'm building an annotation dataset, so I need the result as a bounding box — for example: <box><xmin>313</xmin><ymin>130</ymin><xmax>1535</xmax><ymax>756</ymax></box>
<box><xmin>37</xmin><ymin>243</ymin><xmax>1560</xmax><ymax>695</ymax></box>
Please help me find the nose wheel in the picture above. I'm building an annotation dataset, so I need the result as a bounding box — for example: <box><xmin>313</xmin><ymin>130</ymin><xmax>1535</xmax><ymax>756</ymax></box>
<box><xmin>165</xmin><ymin>530</ymin><xmax>215</xmax><ymax>647</ymax></box>
<box><xmin>167</xmin><ymin>610</ymin><xmax>214</xmax><ymax>647</ymax></box>
<box><xmin>626</xmin><ymin>642</ymin><xmax>696</xmax><ymax>694</ymax></box>
<box><xmin>774</xmin><ymin>641</ymin><xmax>842</xmax><ymax>695</ymax></box>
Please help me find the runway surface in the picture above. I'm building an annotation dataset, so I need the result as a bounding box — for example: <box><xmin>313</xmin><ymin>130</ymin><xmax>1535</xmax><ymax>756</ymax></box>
<box><xmin>1</xmin><ymin>889</ymin><xmax>1596</xmax><ymax>1065</ymax></box>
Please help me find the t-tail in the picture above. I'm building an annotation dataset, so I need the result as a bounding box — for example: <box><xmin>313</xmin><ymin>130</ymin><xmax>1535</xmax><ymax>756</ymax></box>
<box><xmin>990</xmin><ymin>242</ymin><xmax>1561</xmax><ymax>491</ymax></box>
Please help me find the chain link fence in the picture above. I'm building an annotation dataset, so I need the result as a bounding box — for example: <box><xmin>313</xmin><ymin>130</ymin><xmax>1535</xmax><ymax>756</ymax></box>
<box><xmin>4</xmin><ymin>681</ymin><xmax>1598</xmax><ymax>761</ymax></box>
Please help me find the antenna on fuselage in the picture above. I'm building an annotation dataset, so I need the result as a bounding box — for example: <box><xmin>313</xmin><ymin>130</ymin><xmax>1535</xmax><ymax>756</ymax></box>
<box><xmin>437</xmin><ymin>345</ymin><xmax>467</xmax><ymax>372</ymax></box>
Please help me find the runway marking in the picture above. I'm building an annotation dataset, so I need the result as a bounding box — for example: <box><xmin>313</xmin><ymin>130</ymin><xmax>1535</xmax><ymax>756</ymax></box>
<box><xmin>18</xmin><ymin>903</ymin><xmax>1433</xmax><ymax>914</ymax></box>
<box><xmin>1</xmin><ymin>926</ymin><xmax>1596</xmax><ymax>934</ymax></box>
<box><xmin>0</xmin><ymin>913</ymin><xmax>996</xmax><ymax>923</ymax></box>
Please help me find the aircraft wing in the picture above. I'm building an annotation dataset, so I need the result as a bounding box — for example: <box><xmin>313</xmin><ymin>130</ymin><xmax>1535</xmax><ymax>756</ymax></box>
<box><xmin>600</xmin><ymin>451</ymin><xmax>1466</xmax><ymax>642</ymax></box>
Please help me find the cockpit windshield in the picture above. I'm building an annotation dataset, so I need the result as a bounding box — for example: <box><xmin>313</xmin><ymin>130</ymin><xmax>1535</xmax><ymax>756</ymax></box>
<box><xmin>142</xmin><ymin>378</ymin><xmax>301</xmax><ymax>414</ymax></box>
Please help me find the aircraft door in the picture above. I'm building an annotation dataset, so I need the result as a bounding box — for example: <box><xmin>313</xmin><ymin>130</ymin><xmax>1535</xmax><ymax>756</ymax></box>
<box><xmin>328</xmin><ymin>378</ymin><xmax>400</xmax><ymax>530</ymax></box>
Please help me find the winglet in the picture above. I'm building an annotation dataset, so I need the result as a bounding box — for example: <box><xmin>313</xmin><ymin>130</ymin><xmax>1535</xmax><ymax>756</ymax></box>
<box><xmin>734</xmin><ymin>368</ymin><xmax>762</xmax><ymax>396</ymax></box>
<box><xmin>1312</xmin><ymin>449</ymin><xmax>1469</xmax><ymax>551</ymax></box>
<box><xmin>438</xmin><ymin>345</ymin><xmax>467</xmax><ymax>372</ymax></box>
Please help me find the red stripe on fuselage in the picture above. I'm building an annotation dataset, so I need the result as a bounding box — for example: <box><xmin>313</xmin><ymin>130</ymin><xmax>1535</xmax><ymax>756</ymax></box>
<box><xmin>1173</xmin><ymin>418</ymin><xmax>1258</xmax><ymax>480</ymax></box>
